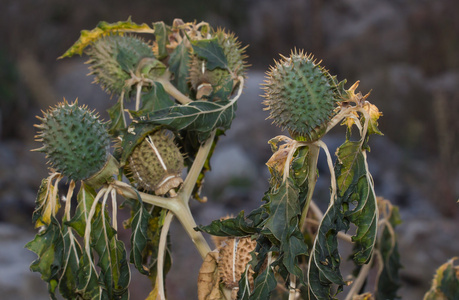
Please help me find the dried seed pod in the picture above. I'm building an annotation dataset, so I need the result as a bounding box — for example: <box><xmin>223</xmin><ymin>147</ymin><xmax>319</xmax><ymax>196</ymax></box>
<box><xmin>218</xmin><ymin>237</ymin><xmax>256</xmax><ymax>289</ymax></box>
<box><xmin>33</xmin><ymin>99</ymin><xmax>112</xmax><ymax>182</ymax></box>
<box><xmin>263</xmin><ymin>50</ymin><xmax>340</xmax><ymax>141</ymax></box>
<box><xmin>127</xmin><ymin>130</ymin><xmax>184</xmax><ymax>195</ymax></box>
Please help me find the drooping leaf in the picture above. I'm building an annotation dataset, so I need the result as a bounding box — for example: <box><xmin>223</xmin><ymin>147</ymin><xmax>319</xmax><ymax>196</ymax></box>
<box><xmin>308</xmin><ymin>200</ymin><xmax>347</xmax><ymax>299</ymax></box>
<box><xmin>281</xmin><ymin>229</ymin><xmax>308</xmax><ymax>280</ymax></box>
<box><xmin>153</xmin><ymin>21</ymin><xmax>169</xmax><ymax>59</ymax></box>
<box><xmin>261</xmin><ymin>178</ymin><xmax>308</xmax><ymax>280</ymax></box>
<box><xmin>375</xmin><ymin>199</ymin><xmax>402</xmax><ymax>300</ymax></box>
<box><xmin>336</xmin><ymin>142</ymin><xmax>378</xmax><ymax>265</ymax></box>
<box><xmin>424</xmin><ymin>258</ymin><xmax>459</xmax><ymax>300</ymax></box>
<box><xmin>26</xmin><ymin>217</ymin><xmax>63</xmax><ymax>299</ymax></box>
<box><xmin>131</xmin><ymin>96</ymin><xmax>238</xmax><ymax>143</ymax></box>
<box><xmin>58</xmin><ymin>224</ymin><xmax>82</xmax><ymax>299</ymax></box>
<box><xmin>169</xmin><ymin>42</ymin><xmax>191</xmax><ymax>94</ymax></box>
<box><xmin>90</xmin><ymin>204</ymin><xmax>130</xmax><ymax>299</ymax></box>
<box><xmin>32</xmin><ymin>177</ymin><xmax>61</xmax><ymax>228</ymax></box>
<box><xmin>308</xmin><ymin>255</ymin><xmax>337</xmax><ymax>300</ymax></box>
<box><xmin>128</xmin><ymin>195</ymin><xmax>152</xmax><ymax>275</ymax></box>
<box><xmin>262</xmin><ymin>178</ymin><xmax>300</xmax><ymax>242</ymax></box>
<box><xmin>60</xmin><ymin>18</ymin><xmax>153</xmax><ymax>59</ymax></box>
<box><xmin>76</xmin><ymin>247</ymin><xmax>101</xmax><ymax>300</ymax></box>
<box><xmin>67</xmin><ymin>183</ymin><xmax>98</xmax><ymax>237</ymax></box>
<box><xmin>249</xmin><ymin>265</ymin><xmax>277</xmax><ymax>300</ymax></box>
<box><xmin>107</xmin><ymin>97</ymin><xmax>126</xmax><ymax>135</ymax></box>
<box><xmin>191</xmin><ymin>37</ymin><xmax>228</xmax><ymax>70</ymax></box>
<box><xmin>196</xmin><ymin>211</ymin><xmax>259</xmax><ymax>237</ymax></box>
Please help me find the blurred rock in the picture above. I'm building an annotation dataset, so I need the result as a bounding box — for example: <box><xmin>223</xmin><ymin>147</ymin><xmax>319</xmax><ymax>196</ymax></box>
<box><xmin>0</xmin><ymin>223</ymin><xmax>49</xmax><ymax>300</ymax></box>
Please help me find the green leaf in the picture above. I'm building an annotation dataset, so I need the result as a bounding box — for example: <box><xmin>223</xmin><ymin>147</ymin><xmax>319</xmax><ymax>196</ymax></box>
<box><xmin>153</xmin><ymin>21</ymin><xmax>169</xmax><ymax>59</ymax></box>
<box><xmin>424</xmin><ymin>258</ymin><xmax>459</xmax><ymax>300</ymax></box>
<box><xmin>90</xmin><ymin>205</ymin><xmax>130</xmax><ymax>298</ymax></box>
<box><xmin>196</xmin><ymin>211</ymin><xmax>259</xmax><ymax>237</ymax></box>
<box><xmin>107</xmin><ymin>97</ymin><xmax>126</xmax><ymax>136</ymax></box>
<box><xmin>76</xmin><ymin>248</ymin><xmax>101</xmax><ymax>299</ymax></box>
<box><xmin>282</xmin><ymin>229</ymin><xmax>308</xmax><ymax>280</ymax></box>
<box><xmin>308</xmin><ymin>200</ymin><xmax>347</xmax><ymax>299</ymax></box>
<box><xmin>262</xmin><ymin>178</ymin><xmax>300</xmax><ymax>242</ymax></box>
<box><xmin>249</xmin><ymin>265</ymin><xmax>277</xmax><ymax>300</ymax></box>
<box><xmin>26</xmin><ymin>217</ymin><xmax>63</xmax><ymax>299</ymax></box>
<box><xmin>261</xmin><ymin>178</ymin><xmax>308</xmax><ymax>280</ymax></box>
<box><xmin>308</xmin><ymin>257</ymin><xmax>336</xmax><ymax>300</ymax></box>
<box><xmin>131</xmin><ymin>96</ymin><xmax>237</xmax><ymax>142</ymax></box>
<box><xmin>118</xmin><ymin>122</ymin><xmax>162</xmax><ymax>167</ymax></box>
<box><xmin>191</xmin><ymin>37</ymin><xmax>228</xmax><ymax>70</ymax></box>
<box><xmin>336</xmin><ymin>142</ymin><xmax>378</xmax><ymax>265</ymax></box>
<box><xmin>128</xmin><ymin>195</ymin><xmax>152</xmax><ymax>275</ymax></box>
<box><xmin>58</xmin><ymin>224</ymin><xmax>83</xmax><ymax>299</ymax></box>
<box><xmin>375</xmin><ymin>210</ymin><xmax>402</xmax><ymax>300</ymax></box>
<box><xmin>67</xmin><ymin>183</ymin><xmax>98</xmax><ymax>237</ymax></box>
<box><xmin>60</xmin><ymin>18</ymin><xmax>153</xmax><ymax>59</ymax></box>
<box><xmin>168</xmin><ymin>42</ymin><xmax>191</xmax><ymax>94</ymax></box>
<box><xmin>138</xmin><ymin>82</ymin><xmax>175</xmax><ymax>115</ymax></box>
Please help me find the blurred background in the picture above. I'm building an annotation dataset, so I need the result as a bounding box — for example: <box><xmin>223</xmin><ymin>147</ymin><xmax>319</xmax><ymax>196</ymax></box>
<box><xmin>1</xmin><ymin>0</ymin><xmax>458</xmax><ymax>299</ymax></box>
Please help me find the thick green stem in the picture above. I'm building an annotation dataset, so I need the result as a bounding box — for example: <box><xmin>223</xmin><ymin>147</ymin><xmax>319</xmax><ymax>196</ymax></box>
<box><xmin>170</xmin><ymin>200</ymin><xmax>211</xmax><ymax>259</ymax></box>
<box><xmin>299</xmin><ymin>144</ymin><xmax>320</xmax><ymax>231</ymax></box>
<box><xmin>181</xmin><ymin>130</ymin><xmax>216</xmax><ymax>204</ymax></box>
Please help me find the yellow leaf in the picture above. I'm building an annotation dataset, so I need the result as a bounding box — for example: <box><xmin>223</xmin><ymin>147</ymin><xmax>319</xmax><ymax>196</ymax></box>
<box><xmin>34</xmin><ymin>177</ymin><xmax>61</xmax><ymax>228</ymax></box>
<box><xmin>59</xmin><ymin>18</ymin><xmax>154</xmax><ymax>59</ymax></box>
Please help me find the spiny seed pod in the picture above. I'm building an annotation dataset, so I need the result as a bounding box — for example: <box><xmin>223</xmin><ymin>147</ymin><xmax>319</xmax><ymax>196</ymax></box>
<box><xmin>218</xmin><ymin>237</ymin><xmax>256</xmax><ymax>289</ymax></box>
<box><xmin>127</xmin><ymin>130</ymin><xmax>184</xmax><ymax>195</ymax></box>
<box><xmin>189</xmin><ymin>29</ymin><xmax>247</xmax><ymax>100</ymax></box>
<box><xmin>263</xmin><ymin>50</ymin><xmax>339</xmax><ymax>141</ymax></box>
<box><xmin>34</xmin><ymin>100</ymin><xmax>111</xmax><ymax>182</ymax></box>
<box><xmin>86</xmin><ymin>34</ymin><xmax>155</xmax><ymax>96</ymax></box>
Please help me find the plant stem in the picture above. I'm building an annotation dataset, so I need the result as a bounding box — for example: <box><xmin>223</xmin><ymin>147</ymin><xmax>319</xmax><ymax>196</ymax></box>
<box><xmin>299</xmin><ymin>144</ymin><xmax>320</xmax><ymax>231</ymax></box>
<box><xmin>344</xmin><ymin>252</ymin><xmax>374</xmax><ymax>300</ymax></box>
<box><xmin>156</xmin><ymin>76</ymin><xmax>193</xmax><ymax>105</ymax></box>
<box><xmin>172</xmin><ymin>200</ymin><xmax>211</xmax><ymax>259</ymax></box>
<box><xmin>114</xmin><ymin>181</ymin><xmax>211</xmax><ymax>258</ymax></box>
<box><xmin>181</xmin><ymin>130</ymin><xmax>216</xmax><ymax>204</ymax></box>
<box><xmin>157</xmin><ymin>211</ymin><xmax>174</xmax><ymax>300</ymax></box>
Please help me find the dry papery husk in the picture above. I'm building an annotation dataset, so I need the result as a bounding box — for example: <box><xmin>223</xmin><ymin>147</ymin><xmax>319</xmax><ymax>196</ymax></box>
<box><xmin>198</xmin><ymin>236</ymin><xmax>257</xmax><ymax>300</ymax></box>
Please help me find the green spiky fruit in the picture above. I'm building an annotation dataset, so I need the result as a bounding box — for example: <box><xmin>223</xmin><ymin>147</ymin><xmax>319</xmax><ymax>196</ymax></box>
<box><xmin>86</xmin><ymin>34</ymin><xmax>155</xmax><ymax>95</ymax></box>
<box><xmin>189</xmin><ymin>29</ymin><xmax>247</xmax><ymax>100</ymax></box>
<box><xmin>34</xmin><ymin>100</ymin><xmax>112</xmax><ymax>182</ymax></box>
<box><xmin>263</xmin><ymin>50</ymin><xmax>340</xmax><ymax>141</ymax></box>
<box><xmin>127</xmin><ymin>130</ymin><xmax>184</xmax><ymax>195</ymax></box>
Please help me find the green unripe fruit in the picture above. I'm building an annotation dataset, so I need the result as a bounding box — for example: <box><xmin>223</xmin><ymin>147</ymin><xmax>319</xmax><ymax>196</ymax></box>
<box><xmin>127</xmin><ymin>130</ymin><xmax>184</xmax><ymax>195</ymax></box>
<box><xmin>34</xmin><ymin>100</ymin><xmax>111</xmax><ymax>182</ymax></box>
<box><xmin>262</xmin><ymin>50</ymin><xmax>339</xmax><ymax>141</ymax></box>
<box><xmin>86</xmin><ymin>34</ymin><xmax>155</xmax><ymax>95</ymax></box>
<box><xmin>189</xmin><ymin>29</ymin><xmax>247</xmax><ymax>100</ymax></box>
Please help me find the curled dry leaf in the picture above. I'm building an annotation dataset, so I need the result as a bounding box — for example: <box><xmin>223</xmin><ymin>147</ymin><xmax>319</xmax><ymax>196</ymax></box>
<box><xmin>198</xmin><ymin>251</ymin><xmax>224</xmax><ymax>300</ymax></box>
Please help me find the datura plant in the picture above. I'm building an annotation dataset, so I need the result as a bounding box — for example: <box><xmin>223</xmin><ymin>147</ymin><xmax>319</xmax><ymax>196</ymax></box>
<box><xmin>28</xmin><ymin>18</ymin><xmax>410</xmax><ymax>300</ymax></box>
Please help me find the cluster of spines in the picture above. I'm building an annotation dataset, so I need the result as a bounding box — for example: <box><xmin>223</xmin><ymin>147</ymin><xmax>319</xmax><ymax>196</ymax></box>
<box><xmin>127</xmin><ymin>130</ymin><xmax>184</xmax><ymax>195</ymax></box>
<box><xmin>85</xmin><ymin>34</ymin><xmax>155</xmax><ymax>96</ymax></box>
<box><xmin>263</xmin><ymin>50</ymin><xmax>339</xmax><ymax>141</ymax></box>
<box><xmin>34</xmin><ymin>99</ymin><xmax>110</xmax><ymax>181</ymax></box>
